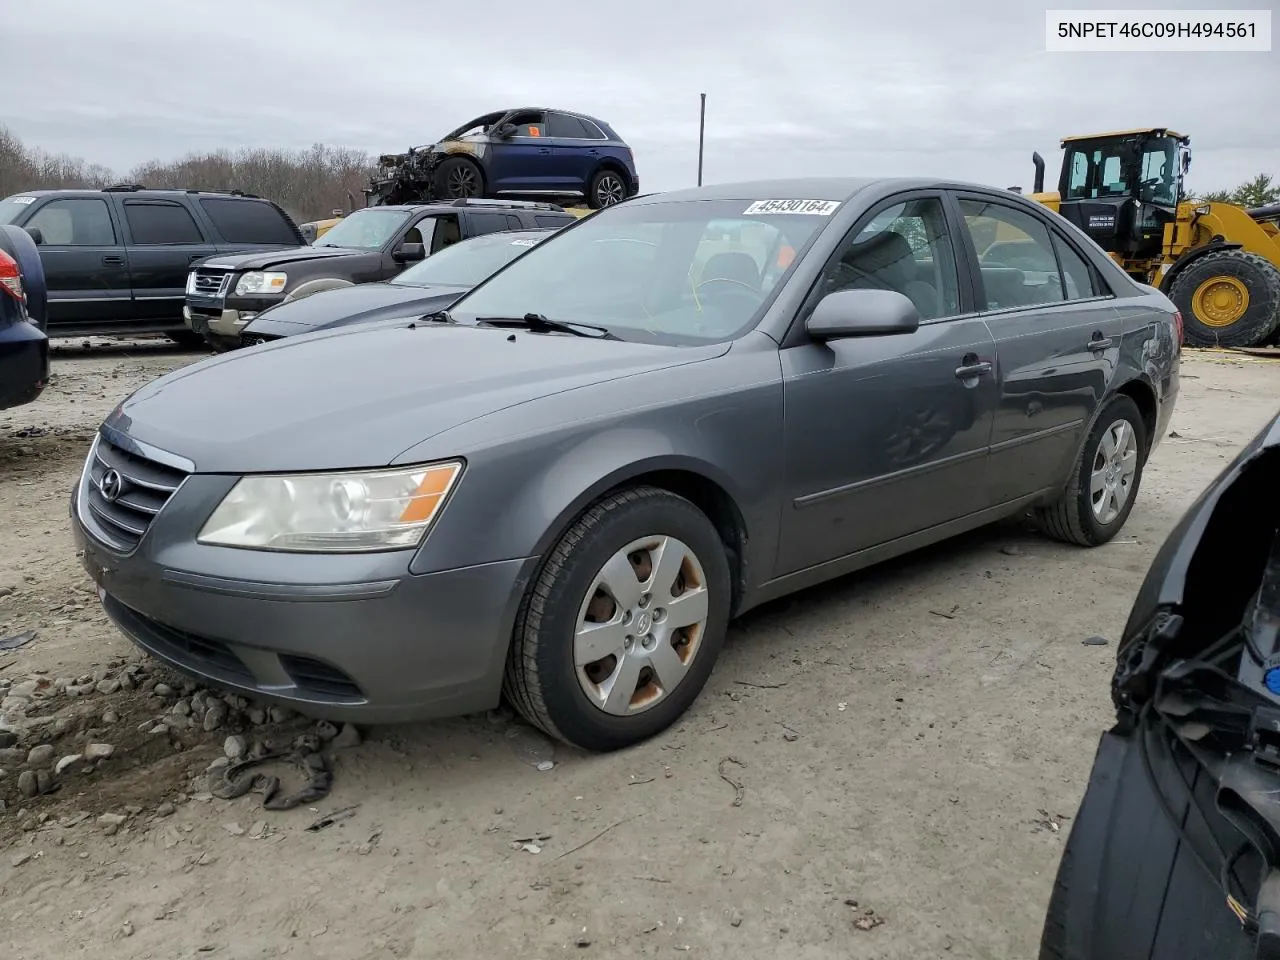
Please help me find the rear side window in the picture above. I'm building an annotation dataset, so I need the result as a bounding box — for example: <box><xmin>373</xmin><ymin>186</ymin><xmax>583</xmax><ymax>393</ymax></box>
<box><xmin>123</xmin><ymin>201</ymin><xmax>204</xmax><ymax>244</ymax></box>
<box><xmin>547</xmin><ymin>113</ymin><xmax>590</xmax><ymax>138</ymax></box>
<box><xmin>26</xmin><ymin>198</ymin><xmax>116</xmax><ymax>245</ymax></box>
<box><xmin>198</xmin><ymin>198</ymin><xmax>299</xmax><ymax>244</ymax></box>
<box><xmin>1051</xmin><ymin>233</ymin><xmax>1099</xmax><ymax>299</ymax></box>
<box><xmin>959</xmin><ymin>199</ymin><xmax>1070</xmax><ymax>310</ymax></box>
<box><xmin>467</xmin><ymin>212</ymin><xmax>510</xmax><ymax>236</ymax></box>
<box><xmin>580</xmin><ymin>119</ymin><xmax>609</xmax><ymax>140</ymax></box>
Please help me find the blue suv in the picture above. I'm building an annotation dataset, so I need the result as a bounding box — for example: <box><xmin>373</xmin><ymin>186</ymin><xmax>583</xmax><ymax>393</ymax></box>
<box><xmin>367</xmin><ymin>108</ymin><xmax>639</xmax><ymax>210</ymax></box>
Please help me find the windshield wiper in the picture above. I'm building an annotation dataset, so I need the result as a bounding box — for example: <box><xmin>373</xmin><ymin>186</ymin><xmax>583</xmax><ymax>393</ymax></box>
<box><xmin>475</xmin><ymin>313</ymin><xmax>616</xmax><ymax>339</ymax></box>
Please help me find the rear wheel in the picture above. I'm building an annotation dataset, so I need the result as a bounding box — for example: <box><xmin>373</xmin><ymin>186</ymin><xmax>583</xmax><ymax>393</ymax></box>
<box><xmin>1034</xmin><ymin>395</ymin><xmax>1147</xmax><ymax>546</ymax></box>
<box><xmin>433</xmin><ymin>157</ymin><xmax>483</xmax><ymax>200</ymax></box>
<box><xmin>1168</xmin><ymin>249</ymin><xmax>1280</xmax><ymax>348</ymax></box>
<box><xmin>587</xmin><ymin>169</ymin><xmax>628</xmax><ymax>209</ymax></box>
<box><xmin>503</xmin><ymin>486</ymin><xmax>731</xmax><ymax>751</ymax></box>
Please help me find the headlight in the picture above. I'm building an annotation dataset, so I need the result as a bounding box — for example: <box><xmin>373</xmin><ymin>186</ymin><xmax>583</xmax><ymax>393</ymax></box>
<box><xmin>185</xmin><ymin>271</ymin><xmax>197</xmax><ymax>295</ymax></box>
<box><xmin>197</xmin><ymin>461</ymin><xmax>462</xmax><ymax>553</ymax></box>
<box><xmin>234</xmin><ymin>271</ymin><xmax>288</xmax><ymax>296</ymax></box>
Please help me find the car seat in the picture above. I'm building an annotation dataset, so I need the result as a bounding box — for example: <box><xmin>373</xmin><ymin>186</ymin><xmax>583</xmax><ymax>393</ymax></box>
<box><xmin>836</xmin><ymin>231</ymin><xmax>939</xmax><ymax>318</ymax></box>
<box><xmin>700</xmin><ymin>251</ymin><xmax>761</xmax><ymax>289</ymax></box>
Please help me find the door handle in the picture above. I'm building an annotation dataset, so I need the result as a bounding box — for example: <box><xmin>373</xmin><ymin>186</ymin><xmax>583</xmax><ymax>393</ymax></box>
<box><xmin>101</xmin><ymin>256</ymin><xmax>124</xmax><ymax>267</ymax></box>
<box><xmin>955</xmin><ymin>360</ymin><xmax>992</xmax><ymax>380</ymax></box>
<box><xmin>1088</xmin><ymin>334</ymin><xmax>1114</xmax><ymax>351</ymax></box>
<box><xmin>538</xmin><ymin>147</ymin><xmax>552</xmax><ymax>154</ymax></box>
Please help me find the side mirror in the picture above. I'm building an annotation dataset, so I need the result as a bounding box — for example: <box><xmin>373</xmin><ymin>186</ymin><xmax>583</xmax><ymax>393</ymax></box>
<box><xmin>805</xmin><ymin>289</ymin><xmax>920</xmax><ymax>340</ymax></box>
<box><xmin>496</xmin><ymin>123</ymin><xmax>518</xmax><ymax>139</ymax></box>
<box><xmin>24</xmin><ymin>226</ymin><xmax>43</xmax><ymax>245</ymax></box>
<box><xmin>393</xmin><ymin>241</ymin><xmax>425</xmax><ymax>263</ymax></box>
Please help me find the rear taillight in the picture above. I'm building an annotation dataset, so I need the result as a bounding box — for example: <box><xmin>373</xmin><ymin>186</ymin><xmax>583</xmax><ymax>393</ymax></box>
<box><xmin>0</xmin><ymin>250</ymin><xmax>22</xmax><ymax>302</ymax></box>
<box><xmin>1172</xmin><ymin>310</ymin><xmax>1184</xmax><ymax>345</ymax></box>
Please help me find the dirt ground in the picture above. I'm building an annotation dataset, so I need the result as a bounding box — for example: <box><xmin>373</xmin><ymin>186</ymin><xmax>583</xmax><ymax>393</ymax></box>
<box><xmin>1</xmin><ymin>340</ymin><xmax>1278</xmax><ymax>960</ymax></box>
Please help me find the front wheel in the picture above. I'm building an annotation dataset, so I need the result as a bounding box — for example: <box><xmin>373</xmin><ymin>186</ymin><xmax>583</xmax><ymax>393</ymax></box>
<box><xmin>587</xmin><ymin>169</ymin><xmax>628</xmax><ymax>209</ymax></box>
<box><xmin>433</xmin><ymin>157</ymin><xmax>483</xmax><ymax>200</ymax></box>
<box><xmin>1034</xmin><ymin>394</ymin><xmax>1148</xmax><ymax>546</ymax></box>
<box><xmin>504</xmin><ymin>486</ymin><xmax>731</xmax><ymax>751</ymax></box>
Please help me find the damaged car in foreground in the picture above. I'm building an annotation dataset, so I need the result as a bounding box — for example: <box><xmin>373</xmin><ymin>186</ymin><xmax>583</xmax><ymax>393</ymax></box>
<box><xmin>1041</xmin><ymin>411</ymin><xmax>1280</xmax><ymax>959</ymax></box>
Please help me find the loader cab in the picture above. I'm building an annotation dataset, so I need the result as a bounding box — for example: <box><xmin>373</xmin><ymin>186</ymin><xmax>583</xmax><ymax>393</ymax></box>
<box><xmin>1054</xmin><ymin>129</ymin><xmax>1190</xmax><ymax>263</ymax></box>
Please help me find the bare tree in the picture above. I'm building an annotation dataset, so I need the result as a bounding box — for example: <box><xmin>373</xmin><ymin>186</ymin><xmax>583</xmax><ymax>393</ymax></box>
<box><xmin>0</xmin><ymin>126</ymin><xmax>377</xmax><ymax>222</ymax></box>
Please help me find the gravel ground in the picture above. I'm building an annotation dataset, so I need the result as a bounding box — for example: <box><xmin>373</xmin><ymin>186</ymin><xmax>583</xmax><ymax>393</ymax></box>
<box><xmin>1</xmin><ymin>339</ymin><xmax>1278</xmax><ymax>960</ymax></box>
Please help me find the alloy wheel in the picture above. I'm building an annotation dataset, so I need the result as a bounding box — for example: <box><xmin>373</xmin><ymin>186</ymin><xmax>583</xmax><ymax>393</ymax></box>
<box><xmin>1090</xmin><ymin>419</ymin><xmax>1139</xmax><ymax>524</ymax></box>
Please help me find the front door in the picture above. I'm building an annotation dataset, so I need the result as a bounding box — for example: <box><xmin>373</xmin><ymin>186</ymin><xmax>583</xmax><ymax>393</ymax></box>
<box><xmin>776</xmin><ymin>192</ymin><xmax>998</xmax><ymax>575</ymax></box>
<box><xmin>21</xmin><ymin>196</ymin><xmax>130</xmax><ymax>328</ymax></box>
<box><xmin>113</xmin><ymin>198</ymin><xmax>211</xmax><ymax>322</ymax></box>
<box><xmin>486</xmin><ymin>111</ymin><xmax>559</xmax><ymax>193</ymax></box>
<box><xmin>952</xmin><ymin>192</ymin><xmax>1126</xmax><ymax>503</ymax></box>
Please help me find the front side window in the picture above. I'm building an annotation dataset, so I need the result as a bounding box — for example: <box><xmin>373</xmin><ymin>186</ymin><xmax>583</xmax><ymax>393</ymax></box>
<box><xmin>816</xmin><ymin>197</ymin><xmax>960</xmax><ymax>320</ymax></box>
<box><xmin>447</xmin><ymin>198</ymin><xmax>838</xmax><ymax>345</ymax></box>
<box><xmin>312</xmin><ymin>209</ymin><xmax>409</xmax><ymax>250</ymax></box>
<box><xmin>25</xmin><ymin>198</ymin><xmax>116</xmax><ymax>245</ymax></box>
<box><xmin>959</xmin><ymin>199</ymin><xmax>1068</xmax><ymax>310</ymax></box>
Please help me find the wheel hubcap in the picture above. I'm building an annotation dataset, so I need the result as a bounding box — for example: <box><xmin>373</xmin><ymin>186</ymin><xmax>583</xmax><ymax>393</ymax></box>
<box><xmin>574</xmin><ymin>535</ymin><xmax>710</xmax><ymax>716</ymax></box>
<box><xmin>1192</xmin><ymin>275</ymin><xmax>1250</xmax><ymax>328</ymax></box>
<box><xmin>1090</xmin><ymin>419</ymin><xmax>1139</xmax><ymax>525</ymax></box>
<box><xmin>596</xmin><ymin>175</ymin><xmax>625</xmax><ymax>206</ymax></box>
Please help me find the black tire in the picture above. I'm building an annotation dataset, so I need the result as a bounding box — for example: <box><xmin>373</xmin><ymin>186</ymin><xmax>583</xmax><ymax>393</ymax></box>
<box><xmin>1038</xmin><ymin>729</ymin><xmax>1255</xmax><ymax>959</ymax></box>
<box><xmin>432</xmin><ymin>157</ymin><xmax>484</xmax><ymax>200</ymax></box>
<box><xmin>1034</xmin><ymin>394</ymin><xmax>1148</xmax><ymax>547</ymax></box>
<box><xmin>1168</xmin><ymin>250</ymin><xmax>1280</xmax><ymax>348</ymax></box>
<box><xmin>503</xmin><ymin>486</ymin><xmax>731</xmax><ymax>752</ymax></box>
<box><xmin>202</xmin><ymin>332</ymin><xmax>240</xmax><ymax>353</ymax></box>
<box><xmin>167</xmin><ymin>329</ymin><xmax>208</xmax><ymax>350</ymax></box>
<box><xmin>587</xmin><ymin>168</ymin><xmax>628</xmax><ymax>209</ymax></box>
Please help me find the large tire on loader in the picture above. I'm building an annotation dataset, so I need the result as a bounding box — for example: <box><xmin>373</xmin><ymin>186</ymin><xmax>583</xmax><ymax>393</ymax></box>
<box><xmin>1168</xmin><ymin>249</ymin><xmax>1280</xmax><ymax>348</ymax></box>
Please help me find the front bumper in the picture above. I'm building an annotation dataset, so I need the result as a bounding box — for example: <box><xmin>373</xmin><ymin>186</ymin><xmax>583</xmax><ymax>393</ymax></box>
<box><xmin>70</xmin><ymin>442</ymin><xmax>537</xmax><ymax>723</ymax></box>
<box><xmin>185</xmin><ymin>294</ymin><xmax>282</xmax><ymax>338</ymax></box>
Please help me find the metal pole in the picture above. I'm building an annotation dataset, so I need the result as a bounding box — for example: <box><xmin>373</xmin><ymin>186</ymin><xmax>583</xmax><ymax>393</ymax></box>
<box><xmin>697</xmin><ymin>93</ymin><xmax>706</xmax><ymax>187</ymax></box>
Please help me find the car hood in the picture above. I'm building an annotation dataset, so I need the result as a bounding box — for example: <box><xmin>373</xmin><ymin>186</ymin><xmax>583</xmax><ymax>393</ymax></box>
<box><xmin>200</xmin><ymin>246</ymin><xmax>370</xmax><ymax>271</ymax></box>
<box><xmin>105</xmin><ymin>323</ymin><xmax>729</xmax><ymax>473</ymax></box>
<box><xmin>244</xmin><ymin>282</ymin><xmax>468</xmax><ymax>334</ymax></box>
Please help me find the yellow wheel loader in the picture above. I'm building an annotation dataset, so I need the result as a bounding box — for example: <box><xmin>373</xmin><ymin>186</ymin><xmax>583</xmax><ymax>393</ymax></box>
<box><xmin>1027</xmin><ymin>129</ymin><xmax>1280</xmax><ymax>347</ymax></box>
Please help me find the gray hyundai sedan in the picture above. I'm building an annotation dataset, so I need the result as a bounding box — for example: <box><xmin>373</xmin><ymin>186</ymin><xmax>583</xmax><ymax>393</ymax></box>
<box><xmin>71</xmin><ymin>177</ymin><xmax>1180</xmax><ymax>751</ymax></box>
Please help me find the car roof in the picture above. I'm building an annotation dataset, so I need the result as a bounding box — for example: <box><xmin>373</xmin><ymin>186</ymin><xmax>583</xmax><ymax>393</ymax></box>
<box><xmin>365</xmin><ymin>202</ymin><xmax>572</xmax><ymax>214</ymax></box>
<box><xmin>4</xmin><ymin>187</ymin><xmax>274</xmax><ymax>201</ymax></box>
<box><xmin>506</xmin><ymin>107</ymin><xmax>607</xmax><ymax>123</ymax></box>
<box><xmin>629</xmin><ymin>176</ymin><xmax>1031</xmax><ymax>205</ymax></box>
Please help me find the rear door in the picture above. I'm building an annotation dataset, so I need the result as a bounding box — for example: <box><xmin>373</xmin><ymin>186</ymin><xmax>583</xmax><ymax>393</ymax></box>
<box><xmin>20</xmin><ymin>196</ymin><xmax>130</xmax><ymax>329</ymax></box>
<box><xmin>951</xmin><ymin>190</ymin><xmax>1124</xmax><ymax>503</ymax></box>
<box><xmin>543</xmin><ymin>112</ymin><xmax>597</xmax><ymax>192</ymax></box>
<box><xmin>112</xmin><ymin>197</ymin><xmax>213</xmax><ymax>321</ymax></box>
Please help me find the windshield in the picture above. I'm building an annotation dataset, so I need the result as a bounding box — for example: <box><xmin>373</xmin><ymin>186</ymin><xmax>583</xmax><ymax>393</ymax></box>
<box><xmin>446</xmin><ymin>198</ymin><xmax>838</xmax><ymax>345</ymax></box>
<box><xmin>392</xmin><ymin>233</ymin><xmax>548</xmax><ymax>288</ymax></box>
<box><xmin>1064</xmin><ymin>136</ymin><xmax>1181</xmax><ymax>204</ymax></box>
<box><xmin>0</xmin><ymin>198</ymin><xmax>36</xmax><ymax>226</ymax></box>
<box><xmin>313</xmin><ymin>209</ymin><xmax>409</xmax><ymax>250</ymax></box>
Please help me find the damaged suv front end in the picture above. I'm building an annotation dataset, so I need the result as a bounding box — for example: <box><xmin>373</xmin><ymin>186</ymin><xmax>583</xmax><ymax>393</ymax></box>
<box><xmin>1044</xmin><ymin>410</ymin><xmax>1280</xmax><ymax>959</ymax></box>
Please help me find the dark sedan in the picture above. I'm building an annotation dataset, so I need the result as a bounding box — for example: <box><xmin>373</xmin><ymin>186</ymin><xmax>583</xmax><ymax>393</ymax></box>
<box><xmin>0</xmin><ymin>225</ymin><xmax>49</xmax><ymax>410</ymax></box>
<box><xmin>71</xmin><ymin>177</ymin><xmax>1179</xmax><ymax>752</ymax></box>
<box><xmin>240</xmin><ymin>229</ymin><xmax>556</xmax><ymax>344</ymax></box>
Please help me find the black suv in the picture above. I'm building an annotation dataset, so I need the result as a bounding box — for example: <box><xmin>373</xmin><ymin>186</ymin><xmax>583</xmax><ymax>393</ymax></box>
<box><xmin>0</xmin><ymin>186</ymin><xmax>305</xmax><ymax>343</ymax></box>
<box><xmin>184</xmin><ymin>198</ymin><xmax>578</xmax><ymax>350</ymax></box>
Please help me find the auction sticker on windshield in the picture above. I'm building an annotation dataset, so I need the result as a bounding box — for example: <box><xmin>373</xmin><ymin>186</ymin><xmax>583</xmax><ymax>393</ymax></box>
<box><xmin>9</xmin><ymin>197</ymin><xmax>35</xmax><ymax>205</ymax></box>
<box><xmin>510</xmin><ymin>238</ymin><xmax>539</xmax><ymax>246</ymax></box>
<box><xmin>743</xmin><ymin>199</ymin><xmax>841</xmax><ymax>216</ymax></box>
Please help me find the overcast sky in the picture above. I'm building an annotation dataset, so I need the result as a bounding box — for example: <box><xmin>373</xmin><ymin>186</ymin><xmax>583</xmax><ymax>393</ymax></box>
<box><xmin>3</xmin><ymin>0</ymin><xmax>1276</xmax><ymax>195</ymax></box>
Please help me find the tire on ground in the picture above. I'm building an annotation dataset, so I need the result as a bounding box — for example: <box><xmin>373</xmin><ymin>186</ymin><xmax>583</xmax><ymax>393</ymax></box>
<box><xmin>503</xmin><ymin>485</ymin><xmax>731</xmax><ymax>752</ymax></box>
<box><xmin>1168</xmin><ymin>249</ymin><xmax>1280</xmax><ymax>348</ymax></box>
<box><xmin>1034</xmin><ymin>394</ymin><xmax>1148</xmax><ymax>547</ymax></box>
<box><xmin>432</xmin><ymin>157</ymin><xmax>484</xmax><ymax>200</ymax></box>
<box><xmin>168</xmin><ymin>329</ymin><xmax>207</xmax><ymax>350</ymax></box>
<box><xmin>587</xmin><ymin>168</ymin><xmax>627</xmax><ymax>209</ymax></box>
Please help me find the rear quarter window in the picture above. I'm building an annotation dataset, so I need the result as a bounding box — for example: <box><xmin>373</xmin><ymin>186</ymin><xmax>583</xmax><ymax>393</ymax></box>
<box><xmin>198</xmin><ymin>198</ymin><xmax>300</xmax><ymax>244</ymax></box>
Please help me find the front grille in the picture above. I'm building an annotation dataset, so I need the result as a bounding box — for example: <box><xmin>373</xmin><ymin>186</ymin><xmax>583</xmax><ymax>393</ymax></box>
<box><xmin>104</xmin><ymin>595</ymin><xmax>253</xmax><ymax>683</ymax></box>
<box><xmin>280</xmin><ymin>655</ymin><xmax>364</xmax><ymax>699</ymax></box>
<box><xmin>85</xmin><ymin>437</ymin><xmax>188</xmax><ymax>551</ymax></box>
<box><xmin>190</xmin><ymin>268</ymin><xmax>230</xmax><ymax>298</ymax></box>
